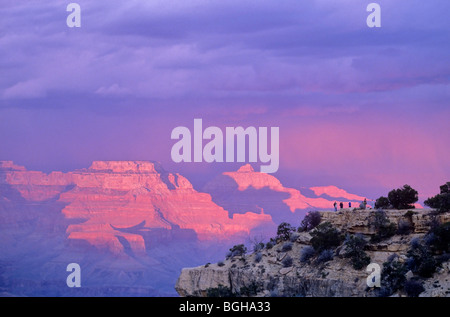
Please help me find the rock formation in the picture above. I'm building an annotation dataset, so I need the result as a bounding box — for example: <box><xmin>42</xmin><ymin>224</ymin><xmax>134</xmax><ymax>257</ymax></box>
<box><xmin>0</xmin><ymin>160</ymin><xmax>273</xmax><ymax>255</ymax></box>
<box><xmin>0</xmin><ymin>160</ymin><xmax>274</xmax><ymax>296</ymax></box>
<box><xmin>1</xmin><ymin>161</ymin><xmax>369</xmax><ymax>256</ymax></box>
<box><xmin>175</xmin><ymin>209</ymin><xmax>450</xmax><ymax>297</ymax></box>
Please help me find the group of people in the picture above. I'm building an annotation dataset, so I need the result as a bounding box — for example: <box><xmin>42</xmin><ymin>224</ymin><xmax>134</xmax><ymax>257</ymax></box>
<box><xmin>333</xmin><ymin>198</ymin><xmax>367</xmax><ymax>211</ymax></box>
<box><xmin>333</xmin><ymin>201</ymin><xmax>350</xmax><ymax>211</ymax></box>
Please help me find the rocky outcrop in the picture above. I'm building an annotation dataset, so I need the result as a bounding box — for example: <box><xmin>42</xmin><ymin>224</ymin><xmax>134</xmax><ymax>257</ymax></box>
<box><xmin>177</xmin><ymin>267</ymin><xmax>231</xmax><ymax>297</ymax></box>
<box><xmin>319</xmin><ymin>209</ymin><xmax>450</xmax><ymax>235</ymax></box>
<box><xmin>419</xmin><ymin>262</ymin><xmax>450</xmax><ymax>297</ymax></box>
<box><xmin>176</xmin><ymin>248</ymin><xmax>371</xmax><ymax>297</ymax></box>
<box><xmin>176</xmin><ymin>209</ymin><xmax>450</xmax><ymax>297</ymax></box>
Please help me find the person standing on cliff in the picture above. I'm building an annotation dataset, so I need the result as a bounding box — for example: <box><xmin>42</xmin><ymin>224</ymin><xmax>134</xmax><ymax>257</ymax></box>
<box><xmin>339</xmin><ymin>202</ymin><xmax>343</xmax><ymax>209</ymax></box>
<box><xmin>360</xmin><ymin>198</ymin><xmax>367</xmax><ymax>210</ymax></box>
<box><xmin>334</xmin><ymin>201</ymin><xmax>337</xmax><ymax>211</ymax></box>
<box><xmin>349</xmin><ymin>202</ymin><xmax>352</xmax><ymax>208</ymax></box>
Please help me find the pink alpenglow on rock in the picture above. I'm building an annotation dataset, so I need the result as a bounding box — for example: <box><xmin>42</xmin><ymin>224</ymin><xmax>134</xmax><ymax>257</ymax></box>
<box><xmin>203</xmin><ymin>164</ymin><xmax>366</xmax><ymax>227</ymax></box>
<box><xmin>0</xmin><ymin>160</ymin><xmax>274</xmax><ymax>254</ymax></box>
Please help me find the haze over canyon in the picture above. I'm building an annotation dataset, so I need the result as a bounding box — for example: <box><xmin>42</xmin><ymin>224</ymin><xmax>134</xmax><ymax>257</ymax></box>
<box><xmin>0</xmin><ymin>160</ymin><xmax>372</xmax><ymax>296</ymax></box>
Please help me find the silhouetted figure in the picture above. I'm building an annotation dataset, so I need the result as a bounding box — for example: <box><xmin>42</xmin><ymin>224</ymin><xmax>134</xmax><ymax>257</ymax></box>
<box><xmin>349</xmin><ymin>202</ymin><xmax>352</xmax><ymax>208</ymax></box>
<box><xmin>360</xmin><ymin>198</ymin><xmax>367</xmax><ymax>210</ymax></box>
<box><xmin>333</xmin><ymin>201</ymin><xmax>337</xmax><ymax>211</ymax></box>
<box><xmin>339</xmin><ymin>202</ymin><xmax>343</xmax><ymax>209</ymax></box>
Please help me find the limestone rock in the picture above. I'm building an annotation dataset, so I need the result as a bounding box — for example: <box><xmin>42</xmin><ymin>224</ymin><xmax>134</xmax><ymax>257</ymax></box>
<box><xmin>277</xmin><ymin>252</ymin><xmax>287</xmax><ymax>261</ymax></box>
<box><xmin>318</xmin><ymin>209</ymin><xmax>446</xmax><ymax>235</ymax></box>
<box><xmin>405</xmin><ymin>270</ymin><xmax>414</xmax><ymax>280</ymax></box>
<box><xmin>176</xmin><ymin>209</ymin><xmax>450</xmax><ymax>297</ymax></box>
<box><xmin>279</xmin><ymin>267</ymin><xmax>293</xmax><ymax>275</ymax></box>
<box><xmin>0</xmin><ymin>160</ymin><xmax>273</xmax><ymax>254</ymax></box>
<box><xmin>297</xmin><ymin>232</ymin><xmax>312</xmax><ymax>244</ymax></box>
<box><xmin>175</xmin><ymin>267</ymin><xmax>230</xmax><ymax>297</ymax></box>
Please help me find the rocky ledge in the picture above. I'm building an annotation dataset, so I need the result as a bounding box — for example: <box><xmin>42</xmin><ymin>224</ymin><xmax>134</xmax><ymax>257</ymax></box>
<box><xmin>176</xmin><ymin>209</ymin><xmax>450</xmax><ymax>297</ymax></box>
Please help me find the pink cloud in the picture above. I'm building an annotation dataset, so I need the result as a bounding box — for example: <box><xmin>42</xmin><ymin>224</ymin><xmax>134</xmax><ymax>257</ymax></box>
<box><xmin>310</xmin><ymin>185</ymin><xmax>366</xmax><ymax>201</ymax></box>
<box><xmin>279</xmin><ymin>116</ymin><xmax>448</xmax><ymax>200</ymax></box>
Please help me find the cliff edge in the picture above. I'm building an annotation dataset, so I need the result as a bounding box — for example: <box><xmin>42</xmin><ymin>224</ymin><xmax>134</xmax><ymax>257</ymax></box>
<box><xmin>176</xmin><ymin>209</ymin><xmax>450</xmax><ymax>297</ymax></box>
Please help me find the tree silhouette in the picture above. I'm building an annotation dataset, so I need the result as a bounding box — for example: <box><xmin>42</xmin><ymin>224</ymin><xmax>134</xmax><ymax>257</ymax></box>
<box><xmin>387</xmin><ymin>185</ymin><xmax>418</xmax><ymax>209</ymax></box>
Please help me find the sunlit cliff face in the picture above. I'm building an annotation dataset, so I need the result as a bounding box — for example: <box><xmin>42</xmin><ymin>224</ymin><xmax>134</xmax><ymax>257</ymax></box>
<box><xmin>0</xmin><ymin>160</ymin><xmax>374</xmax><ymax>255</ymax></box>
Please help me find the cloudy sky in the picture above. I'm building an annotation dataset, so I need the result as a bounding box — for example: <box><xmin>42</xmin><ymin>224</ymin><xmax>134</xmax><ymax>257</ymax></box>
<box><xmin>0</xmin><ymin>0</ymin><xmax>449</xmax><ymax>200</ymax></box>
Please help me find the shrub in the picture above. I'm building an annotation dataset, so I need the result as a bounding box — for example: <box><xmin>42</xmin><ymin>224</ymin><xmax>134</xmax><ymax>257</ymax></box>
<box><xmin>217</xmin><ymin>261</ymin><xmax>225</xmax><ymax>267</ymax></box>
<box><xmin>254</xmin><ymin>252</ymin><xmax>262</xmax><ymax>263</ymax></box>
<box><xmin>387</xmin><ymin>253</ymin><xmax>399</xmax><ymax>262</ymax></box>
<box><xmin>281</xmin><ymin>242</ymin><xmax>293</xmax><ymax>252</ymax></box>
<box><xmin>206</xmin><ymin>284</ymin><xmax>234</xmax><ymax>297</ymax></box>
<box><xmin>423</xmin><ymin>232</ymin><xmax>437</xmax><ymax>247</ymax></box>
<box><xmin>289</xmin><ymin>232</ymin><xmax>300</xmax><ymax>242</ymax></box>
<box><xmin>282</xmin><ymin>255</ymin><xmax>293</xmax><ymax>267</ymax></box>
<box><xmin>440</xmin><ymin>182</ymin><xmax>450</xmax><ymax>194</ymax></box>
<box><xmin>269</xmin><ymin>290</ymin><xmax>280</xmax><ymax>297</ymax></box>
<box><xmin>380</xmin><ymin>257</ymin><xmax>407</xmax><ymax>296</ymax></box>
<box><xmin>424</xmin><ymin>182</ymin><xmax>450</xmax><ymax>213</ymax></box>
<box><xmin>239</xmin><ymin>282</ymin><xmax>261</xmax><ymax>296</ymax></box>
<box><xmin>426</xmin><ymin>222</ymin><xmax>450</xmax><ymax>253</ymax></box>
<box><xmin>316</xmin><ymin>249</ymin><xmax>334</xmax><ymax>264</ymax></box>
<box><xmin>343</xmin><ymin>234</ymin><xmax>367</xmax><ymax>257</ymax></box>
<box><xmin>353</xmin><ymin>252</ymin><xmax>371</xmax><ymax>270</ymax></box>
<box><xmin>375</xmin><ymin>196</ymin><xmax>391</xmax><ymax>209</ymax></box>
<box><xmin>370</xmin><ymin>210</ymin><xmax>397</xmax><ymax>243</ymax></box>
<box><xmin>387</xmin><ymin>184</ymin><xmax>418</xmax><ymax>210</ymax></box>
<box><xmin>380</xmin><ymin>223</ymin><xmax>397</xmax><ymax>240</ymax></box>
<box><xmin>310</xmin><ymin>222</ymin><xmax>343</xmax><ymax>252</ymax></box>
<box><xmin>276</xmin><ymin>222</ymin><xmax>295</xmax><ymax>241</ymax></box>
<box><xmin>253</xmin><ymin>242</ymin><xmax>265</xmax><ymax>253</ymax></box>
<box><xmin>403</xmin><ymin>279</ymin><xmax>425</xmax><ymax>297</ymax></box>
<box><xmin>436</xmin><ymin>253</ymin><xmax>450</xmax><ymax>264</ymax></box>
<box><xmin>299</xmin><ymin>211</ymin><xmax>322</xmax><ymax>232</ymax></box>
<box><xmin>372</xmin><ymin>209</ymin><xmax>389</xmax><ymax>230</ymax></box>
<box><xmin>428</xmin><ymin>214</ymin><xmax>442</xmax><ymax>230</ymax></box>
<box><xmin>406</xmin><ymin>238</ymin><xmax>437</xmax><ymax>278</ymax></box>
<box><xmin>397</xmin><ymin>220</ymin><xmax>413</xmax><ymax>235</ymax></box>
<box><xmin>343</xmin><ymin>234</ymin><xmax>371</xmax><ymax>270</ymax></box>
<box><xmin>300</xmin><ymin>246</ymin><xmax>315</xmax><ymax>263</ymax></box>
<box><xmin>267</xmin><ymin>277</ymin><xmax>279</xmax><ymax>292</ymax></box>
<box><xmin>265</xmin><ymin>241</ymin><xmax>274</xmax><ymax>250</ymax></box>
<box><xmin>403</xmin><ymin>210</ymin><xmax>416</xmax><ymax>218</ymax></box>
<box><xmin>377</xmin><ymin>287</ymin><xmax>393</xmax><ymax>297</ymax></box>
<box><xmin>227</xmin><ymin>244</ymin><xmax>247</xmax><ymax>259</ymax></box>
